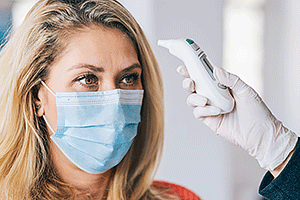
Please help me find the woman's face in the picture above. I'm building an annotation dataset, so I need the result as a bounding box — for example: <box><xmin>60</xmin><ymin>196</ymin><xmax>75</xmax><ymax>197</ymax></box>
<box><xmin>37</xmin><ymin>26</ymin><xmax>142</xmax><ymax>134</ymax></box>
<box><xmin>36</xmin><ymin>26</ymin><xmax>142</xmax><ymax>175</ymax></box>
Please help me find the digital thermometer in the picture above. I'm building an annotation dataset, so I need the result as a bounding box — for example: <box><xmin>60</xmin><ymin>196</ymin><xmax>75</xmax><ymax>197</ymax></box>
<box><xmin>158</xmin><ymin>38</ymin><xmax>234</xmax><ymax>114</ymax></box>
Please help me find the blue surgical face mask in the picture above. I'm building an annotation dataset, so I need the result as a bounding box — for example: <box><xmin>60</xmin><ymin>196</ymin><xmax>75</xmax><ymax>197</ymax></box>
<box><xmin>41</xmin><ymin>81</ymin><xmax>143</xmax><ymax>174</ymax></box>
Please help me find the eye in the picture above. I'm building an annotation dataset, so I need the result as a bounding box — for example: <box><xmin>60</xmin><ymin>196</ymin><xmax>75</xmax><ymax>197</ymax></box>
<box><xmin>75</xmin><ymin>73</ymin><xmax>98</xmax><ymax>86</ymax></box>
<box><xmin>120</xmin><ymin>73</ymin><xmax>140</xmax><ymax>86</ymax></box>
<box><xmin>122</xmin><ymin>75</ymin><xmax>135</xmax><ymax>84</ymax></box>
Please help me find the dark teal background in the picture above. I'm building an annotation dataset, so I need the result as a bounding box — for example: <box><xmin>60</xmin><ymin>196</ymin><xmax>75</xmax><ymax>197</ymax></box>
<box><xmin>0</xmin><ymin>7</ymin><xmax>12</xmax><ymax>49</ymax></box>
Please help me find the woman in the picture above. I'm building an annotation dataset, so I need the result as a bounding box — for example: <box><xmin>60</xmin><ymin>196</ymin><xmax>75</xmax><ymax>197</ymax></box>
<box><xmin>0</xmin><ymin>0</ymin><xmax>200</xmax><ymax>199</ymax></box>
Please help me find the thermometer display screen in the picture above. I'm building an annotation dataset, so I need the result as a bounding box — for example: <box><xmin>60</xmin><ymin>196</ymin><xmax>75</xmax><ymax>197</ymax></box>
<box><xmin>200</xmin><ymin>55</ymin><xmax>215</xmax><ymax>81</ymax></box>
<box><xmin>202</xmin><ymin>57</ymin><xmax>213</xmax><ymax>73</ymax></box>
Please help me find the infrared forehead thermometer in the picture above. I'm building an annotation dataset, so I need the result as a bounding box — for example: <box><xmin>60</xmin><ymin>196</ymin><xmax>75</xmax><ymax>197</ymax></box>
<box><xmin>158</xmin><ymin>38</ymin><xmax>234</xmax><ymax>114</ymax></box>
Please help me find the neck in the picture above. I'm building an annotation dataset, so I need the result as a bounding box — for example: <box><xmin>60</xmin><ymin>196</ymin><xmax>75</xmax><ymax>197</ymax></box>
<box><xmin>50</xmin><ymin>140</ymin><xmax>112</xmax><ymax>199</ymax></box>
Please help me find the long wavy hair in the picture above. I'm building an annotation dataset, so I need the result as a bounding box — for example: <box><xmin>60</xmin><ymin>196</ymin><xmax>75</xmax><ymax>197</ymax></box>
<box><xmin>0</xmin><ymin>0</ymin><xmax>170</xmax><ymax>199</ymax></box>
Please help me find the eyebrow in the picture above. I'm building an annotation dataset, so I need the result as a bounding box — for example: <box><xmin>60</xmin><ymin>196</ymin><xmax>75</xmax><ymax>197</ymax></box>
<box><xmin>68</xmin><ymin>64</ymin><xmax>104</xmax><ymax>72</ymax></box>
<box><xmin>120</xmin><ymin>63</ymin><xmax>142</xmax><ymax>73</ymax></box>
<box><xmin>68</xmin><ymin>63</ymin><xmax>142</xmax><ymax>73</ymax></box>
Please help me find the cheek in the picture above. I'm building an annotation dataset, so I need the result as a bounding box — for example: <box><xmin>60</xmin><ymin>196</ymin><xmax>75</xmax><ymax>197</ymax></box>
<box><xmin>138</xmin><ymin>81</ymin><xmax>143</xmax><ymax>90</ymax></box>
<box><xmin>42</xmin><ymin>91</ymin><xmax>58</xmax><ymax>136</ymax></box>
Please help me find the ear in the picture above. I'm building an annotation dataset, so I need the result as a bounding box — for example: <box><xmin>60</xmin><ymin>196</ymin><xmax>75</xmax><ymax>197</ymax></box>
<box><xmin>34</xmin><ymin>98</ymin><xmax>45</xmax><ymax>117</ymax></box>
<box><xmin>34</xmin><ymin>86</ymin><xmax>46</xmax><ymax>117</ymax></box>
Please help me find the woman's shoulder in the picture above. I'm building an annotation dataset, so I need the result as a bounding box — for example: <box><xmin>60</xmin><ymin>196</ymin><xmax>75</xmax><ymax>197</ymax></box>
<box><xmin>152</xmin><ymin>180</ymin><xmax>201</xmax><ymax>200</ymax></box>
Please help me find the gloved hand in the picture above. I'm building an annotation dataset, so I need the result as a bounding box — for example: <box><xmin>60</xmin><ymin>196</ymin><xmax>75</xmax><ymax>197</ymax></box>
<box><xmin>177</xmin><ymin>65</ymin><xmax>298</xmax><ymax>171</ymax></box>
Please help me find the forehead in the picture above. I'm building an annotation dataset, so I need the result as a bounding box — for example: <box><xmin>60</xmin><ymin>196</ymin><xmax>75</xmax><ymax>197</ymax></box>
<box><xmin>50</xmin><ymin>26</ymin><xmax>139</xmax><ymax>73</ymax></box>
<box><xmin>66</xmin><ymin>26</ymin><xmax>136</xmax><ymax>58</ymax></box>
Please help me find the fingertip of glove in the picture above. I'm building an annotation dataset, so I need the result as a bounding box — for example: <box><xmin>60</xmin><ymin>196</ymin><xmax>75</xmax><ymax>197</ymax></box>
<box><xmin>194</xmin><ymin>106</ymin><xmax>221</xmax><ymax>118</ymax></box>
<box><xmin>214</xmin><ymin>66</ymin><xmax>239</xmax><ymax>89</ymax></box>
<box><xmin>182</xmin><ymin>78</ymin><xmax>195</xmax><ymax>93</ymax></box>
<box><xmin>177</xmin><ymin>65</ymin><xmax>184</xmax><ymax>74</ymax></box>
<box><xmin>187</xmin><ymin>93</ymin><xmax>207</xmax><ymax>107</ymax></box>
<box><xmin>177</xmin><ymin>65</ymin><xmax>190</xmax><ymax>78</ymax></box>
<box><xmin>177</xmin><ymin>65</ymin><xmax>185</xmax><ymax>76</ymax></box>
<box><xmin>214</xmin><ymin>66</ymin><xmax>229</xmax><ymax>82</ymax></box>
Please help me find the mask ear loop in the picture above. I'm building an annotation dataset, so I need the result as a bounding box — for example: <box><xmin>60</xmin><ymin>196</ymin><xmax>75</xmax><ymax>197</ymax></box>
<box><xmin>41</xmin><ymin>81</ymin><xmax>56</xmax><ymax>96</ymax></box>
<box><xmin>40</xmin><ymin>80</ymin><xmax>56</xmax><ymax>135</ymax></box>
<box><xmin>43</xmin><ymin>116</ymin><xmax>56</xmax><ymax>135</ymax></box>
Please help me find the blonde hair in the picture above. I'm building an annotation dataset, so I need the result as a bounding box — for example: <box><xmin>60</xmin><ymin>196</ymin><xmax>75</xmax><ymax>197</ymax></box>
<box><xmin>0</xmin><ymin>0</ymin><xmax>171</xmax><ymax>199</ymax></box>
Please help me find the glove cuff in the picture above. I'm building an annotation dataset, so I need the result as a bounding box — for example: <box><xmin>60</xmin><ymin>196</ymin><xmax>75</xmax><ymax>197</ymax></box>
<box><xmin>257</xmin><ymin>129</ymin><xmax>298</xmax><ymax>171</ymax></box>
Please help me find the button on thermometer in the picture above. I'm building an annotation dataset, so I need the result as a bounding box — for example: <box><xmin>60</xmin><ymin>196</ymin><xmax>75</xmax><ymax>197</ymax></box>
<box><xmin>158</xmin><ymin>38</ymin><xmax>234</xmax><ymax>114</ymax></box>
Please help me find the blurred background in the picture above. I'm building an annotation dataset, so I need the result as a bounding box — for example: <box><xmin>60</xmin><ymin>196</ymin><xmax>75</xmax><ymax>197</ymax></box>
<box><xmin>1</xmin><ymin>0</ymin><xmax>300</xmax><ymax>199</ymax></box>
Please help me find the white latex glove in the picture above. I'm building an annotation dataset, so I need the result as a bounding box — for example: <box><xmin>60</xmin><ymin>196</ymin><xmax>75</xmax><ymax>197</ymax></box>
<box><xmin>177</xmin><ymin>65</ymin><xmax>298</xmax><ymax>170</ymax></box>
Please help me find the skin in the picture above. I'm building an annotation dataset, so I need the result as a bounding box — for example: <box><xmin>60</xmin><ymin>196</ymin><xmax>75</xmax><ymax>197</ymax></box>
<box><xmin>35</xmin><ymin>26</ymin><xmax>143</xmax><ymax>199</ymax></box>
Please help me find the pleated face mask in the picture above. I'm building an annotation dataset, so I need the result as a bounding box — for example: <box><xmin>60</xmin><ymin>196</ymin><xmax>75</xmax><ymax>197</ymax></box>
<box><xmin>41</xmin><ymin>81</ymin><xmax>144</xmax><ymax>174</ymax></box>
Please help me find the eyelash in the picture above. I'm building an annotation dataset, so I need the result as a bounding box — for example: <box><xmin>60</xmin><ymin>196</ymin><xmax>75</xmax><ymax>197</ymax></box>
<box><xmin>119</xmin><ymin>72</ymin><xmax>140</xmax><ymax>87</ymax></box>
<box><xmin>74</xmin><ymin>73</ymin><xmax>98</xmax><ymax>89</ymax></box>
<box><xmin>73</xmin><ymin>72</ymin><xmax>140</xmax><ymax>89</ymax></box>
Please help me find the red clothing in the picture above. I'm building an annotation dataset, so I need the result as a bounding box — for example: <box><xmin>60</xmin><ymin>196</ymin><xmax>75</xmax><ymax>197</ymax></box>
<box><xmin>152</xmin><ymin>180</ymin><xmax>201</xmax><ymax>200</ymax></box>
